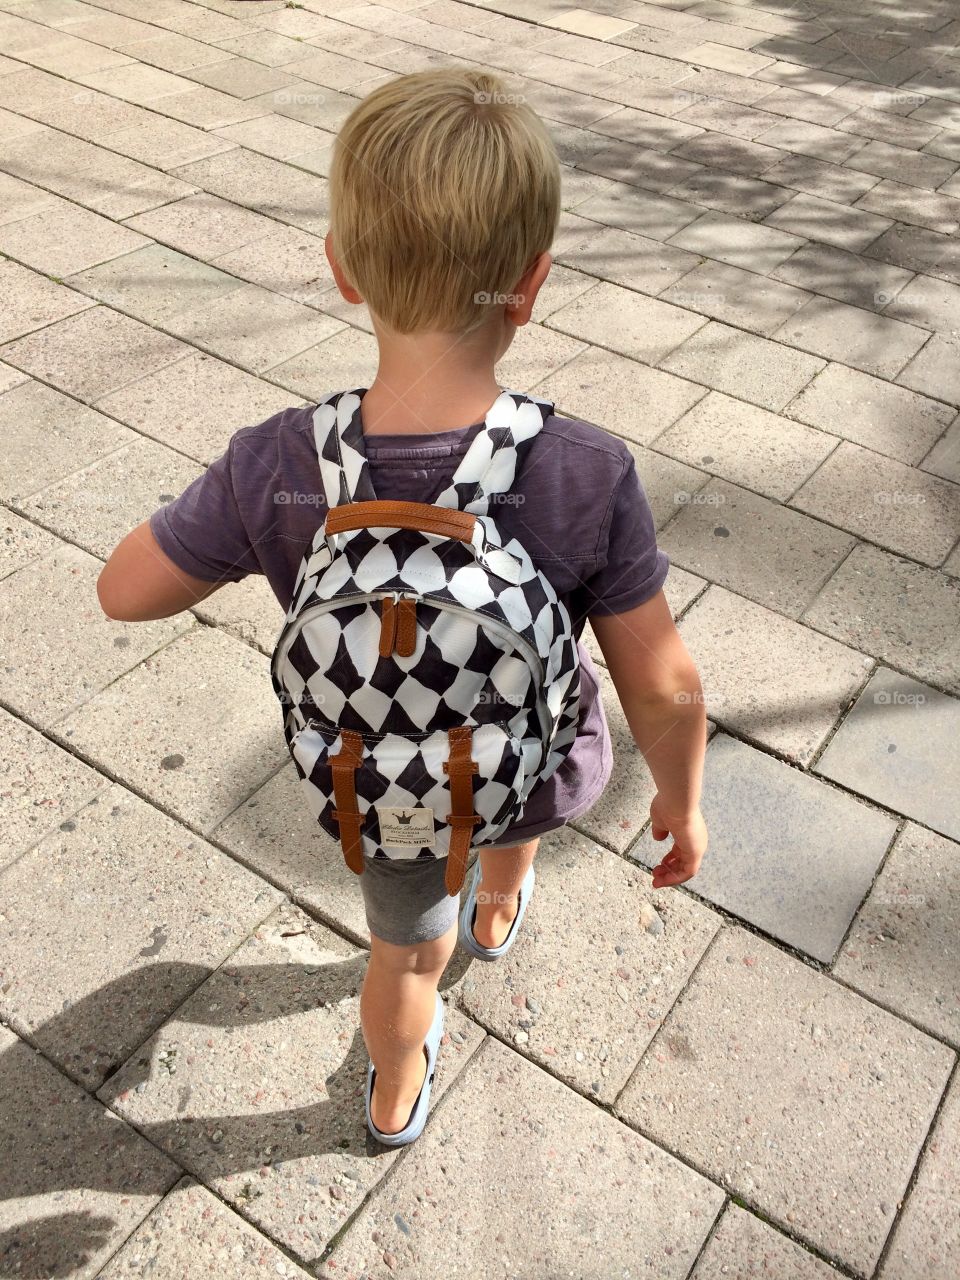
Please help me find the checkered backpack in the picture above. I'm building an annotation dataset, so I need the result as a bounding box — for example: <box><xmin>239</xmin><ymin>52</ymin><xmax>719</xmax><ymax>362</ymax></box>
<box><xmin>271</xmin><ymin>387</ymin><xmax>581</xmax><ymax>896</ymax></box>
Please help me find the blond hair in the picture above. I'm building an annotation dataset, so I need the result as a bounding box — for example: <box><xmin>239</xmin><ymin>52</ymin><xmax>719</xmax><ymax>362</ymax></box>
<box><xmin>329</xmin><ymin>69</ymin><xmax>560</xmax><ymax>335</ymax></box>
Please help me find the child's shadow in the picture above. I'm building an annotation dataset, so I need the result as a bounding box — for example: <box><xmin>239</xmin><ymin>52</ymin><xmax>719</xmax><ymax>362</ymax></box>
<box><xmin>0</xmin><ymin>951</ymin><xmax>395</xmax><ymax>1277</ymax></box>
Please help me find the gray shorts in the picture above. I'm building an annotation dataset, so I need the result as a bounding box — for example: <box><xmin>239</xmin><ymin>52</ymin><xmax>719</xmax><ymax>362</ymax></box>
<box><xmin>359</xmin><ymin>837</ymin><xmax>541</xmax><ymax>947</ymax></box>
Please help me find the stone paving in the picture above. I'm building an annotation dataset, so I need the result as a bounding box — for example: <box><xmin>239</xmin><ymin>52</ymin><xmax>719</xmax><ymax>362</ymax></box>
<box><xmin>0</xmin><ymin>0</ymin><xmax>958</xmax><ymax>1275</ymax></box>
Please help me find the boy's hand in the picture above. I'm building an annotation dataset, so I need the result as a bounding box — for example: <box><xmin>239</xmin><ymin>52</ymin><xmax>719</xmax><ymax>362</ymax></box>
<box><xmin>648</xmin><ymin>794</ymin><xmax>707</xmax><ymax>889</ymax></box>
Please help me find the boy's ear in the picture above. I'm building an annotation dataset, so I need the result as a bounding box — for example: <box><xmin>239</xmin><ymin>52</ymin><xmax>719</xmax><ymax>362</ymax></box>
<box><xmin>504</xmin><ymin>251</ymin><xmax>552</xmax><ymax>327</ymax></box>
<box><xmin>324</xmin><ymin>231</ymin><xmax>364</xmax><ymax>305</ymax></box>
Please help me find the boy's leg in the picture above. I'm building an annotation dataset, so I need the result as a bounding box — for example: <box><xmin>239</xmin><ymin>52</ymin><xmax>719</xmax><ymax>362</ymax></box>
<box><xmin>471</xmin><ymin>837</ymin><xmax>539</xmax><ymax>949</ymax></box>
<box><xmin>361</xmin><ymin>922</ymin><xmax>458</xmax><ymax>1135</ymax></box>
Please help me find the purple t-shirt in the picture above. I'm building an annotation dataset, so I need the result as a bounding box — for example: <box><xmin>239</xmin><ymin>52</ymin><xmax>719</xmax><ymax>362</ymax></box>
<box><xmin>150</xmin><ymin>399</ymin><xmax>669</xmax><ymax>842</ymax></box>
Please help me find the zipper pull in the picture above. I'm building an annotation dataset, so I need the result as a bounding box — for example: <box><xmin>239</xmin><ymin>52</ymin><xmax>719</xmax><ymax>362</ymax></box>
<box><xmin>396</xmin><ymin>595</ymin><xmax>418</xmax><ymax>658</ymax></box>
<box><xmin>378</xmin><ymin>596</ymin><xmax>397</xmax><ymax>657</ymax></box>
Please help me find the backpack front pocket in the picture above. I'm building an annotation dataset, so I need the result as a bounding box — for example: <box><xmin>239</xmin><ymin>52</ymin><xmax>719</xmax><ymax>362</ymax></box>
<box><xmin>289</xmin><ymin>720</ymin><xmax>527</xmax><ymax>861</ymax></box>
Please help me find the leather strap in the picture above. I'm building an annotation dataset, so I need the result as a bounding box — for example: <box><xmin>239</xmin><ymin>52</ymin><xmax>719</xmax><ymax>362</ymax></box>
<box><xmin>378</xmin><ymin>596</ymin><xmax>397</xmax><ymax>657</ymax></box>
<box><xmin>331</xmin><ymin>730</ymin><xmax>365</xmax><ymax>875</ymax></box>
<box><xmin>443</xmin><ymin>727</ymin><xmax>480</xmax><ymax>895</ymax></box>
<box><xmin>396</xmin><ymin>597</ymin><xmax>417</xmax><ymax>657</ymax></box>
<box><xmin>326</xmin><ymin>500</ymin><xmax>476</xmax><ymax>543</ymax></box>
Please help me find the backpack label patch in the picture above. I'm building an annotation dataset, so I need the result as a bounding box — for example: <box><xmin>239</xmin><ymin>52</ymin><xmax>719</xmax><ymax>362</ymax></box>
<box><xmin>377</xmin><ymin>806</ymin><xmax>436</xmax><ymax>848</ymax></box>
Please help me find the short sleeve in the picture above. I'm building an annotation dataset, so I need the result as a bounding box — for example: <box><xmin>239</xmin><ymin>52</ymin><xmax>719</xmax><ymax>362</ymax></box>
<box><xmin>149</xmin><ymin>438</ymin><xmax>261</xmax><ymax>584</ymax></box>
<box><xmin>572</xmin><ymin>453</ymin><xmax>669</xmax><ymax>621</ymax></box>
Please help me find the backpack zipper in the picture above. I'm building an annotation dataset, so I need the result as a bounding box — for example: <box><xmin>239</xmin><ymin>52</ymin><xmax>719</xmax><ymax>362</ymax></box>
<box><xmin>273</xmin><ymin>590</ymin><xmax>550</xmax><ymax>741</ymax></box>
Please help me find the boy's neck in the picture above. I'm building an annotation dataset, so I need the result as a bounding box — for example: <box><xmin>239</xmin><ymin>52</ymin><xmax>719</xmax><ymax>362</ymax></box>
<box><xmin>358</xmin><ymin>326</ymin><xmax>505</xmax><ymax>437</ymax></box>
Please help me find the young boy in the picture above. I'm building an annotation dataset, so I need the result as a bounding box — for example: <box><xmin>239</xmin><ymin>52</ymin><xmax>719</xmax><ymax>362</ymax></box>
<box><xmin>98</xmin><ymin>68</ymin><xmax>708</xmax><ymax>1144</ymax></box>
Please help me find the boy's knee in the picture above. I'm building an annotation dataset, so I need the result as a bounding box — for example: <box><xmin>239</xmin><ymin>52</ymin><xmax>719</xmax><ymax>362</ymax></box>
<box><xmin>369</xmin><ymin>923</ymin><xmax>457</xmax><ymax>976</ymax></box>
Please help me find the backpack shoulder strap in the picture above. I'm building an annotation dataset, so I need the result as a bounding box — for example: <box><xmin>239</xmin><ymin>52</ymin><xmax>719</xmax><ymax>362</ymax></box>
<box><xmin>435</xmin><ymin>389</ymin><xmax>554</xmax><ymax>515</ymax></box>
<box><xmin>312</xmin><ymin>388</ymin><xmax>377</xmax><ymax>507</ymax></box>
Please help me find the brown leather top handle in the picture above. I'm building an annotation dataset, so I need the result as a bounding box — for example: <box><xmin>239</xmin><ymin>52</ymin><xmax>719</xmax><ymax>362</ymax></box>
<box><xmin>325</xmin><ymin>500</ymin><xmax>476</xmax><ymax>543</ymax></box>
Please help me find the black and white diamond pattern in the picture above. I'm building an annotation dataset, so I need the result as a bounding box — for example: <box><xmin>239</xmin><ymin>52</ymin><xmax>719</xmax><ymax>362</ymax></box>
<box><xmin>271</xmin><ymin>386</ymin><xmax>582</xmax><ymax>863</ymax></box>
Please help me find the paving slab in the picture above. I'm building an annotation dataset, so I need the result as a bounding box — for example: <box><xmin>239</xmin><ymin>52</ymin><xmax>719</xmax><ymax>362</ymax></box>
<box><xmin>678</xmin><ymin>586</ymin><xmax>872</xmax><ymax>762</ymax></box>
<box><xmin>783</xmin><ymin>361</ymin><xmax>955</xmax><ymax>463</ymax></box>
<box><xmin>100</xmin><ymin>114</ymin><xmax>238</xmax><ymax>170</ymax></box>
<box><xmin>124</xmin><ymin>191</ymin><xmax>281</xmax><ymax>261</ymax></box>
<box><xmin>804</xmin><ymin>542</ymin><xmax>960</xmax><ymax>693</ymax></box>
<box><xmin>267</xmin><ymin>327</ymin><xmax>380</xmax><ymax>401</ymax></box>
<box><xmin>14</xmin><ymin>436</ymin><xmax>203</xmax><ymax>560</ymax></box>
<box><xmin>0</xmin><ymin>708</ymin><xmax>107</xmax><ymax>873</ymax></box>
<box><xmin>877</xmin><ymin>1073</ymin><xmax>960</xmax><ymax>1280</ymax></box>
<box><xmin>574</xmin><ymin>180</ymin><xmax>703</xmax><ymax>241</ymax></box>
<box><xmin>531</xmin><ymin>262</ymin><xmax>598</xmax><ymax>320</ymax></box>
<box><xmin>0</xmin><ymin>1023</ymin><xmax>179</xmax><ymax>1280</ymax></box>
<box><xmin>897</xmin><ymin>333</ymin><xmax>960</xmax><ymax>405</ymax></box>
<box><xmin>0</xmin><ymin>541</ymin><xmax>189</xmax><ymax>724</ymax></box>
<box><xmin>855</xmin><ymin>179</ymin><xmax>960</xmax><ymax>235</ymax></box>
<box><xmin>865</xmin><ymin>223</ymin><xmax>960</xmax><ymax>287</ymax></box>
<box><xmin>452</xmin><ymin>825</ymin><xmax>720</xmax><ymax>1104</ymax></box>
<box><xmin>319</xmin><ymin>1035</ymin><xmax>725</xmax><ymax>1280</ymax></box>
<box><xmin>0</xmin><ymin>378</ymin><xmax>138</xmax><ymax>501</ymax></box>
<box><xmin>0</xmin><ymin>196</ymin><xmax>150</xmax><ymax>277</ymax></box>
<box><xmin>553</xmin><ymin>221</ymin><xmax>704</xmax><ymax>295</ymax></box>
<box><xmin>0</xmin><ymin>257</ymin><xmax>94</xmax><ymax>343</ymax></box>
<box><xmin>755</xmin><ymin>118</ymin><xmax>866</xmax><ymax>165</ymax></box>
<box><xmin>845</xmin><ymin>139</ymin><xmax>957</xmax><ymax>190</ymax></box>
<box><xmin>191</xmin><ymin>573</ymin><xmax>284</xmax><ymax>655</ymax></box>
<box><xmin>632</xmin><ymin>733</ymin><xmax>894</xmax><ymax>960</ymax></box>
<box><xmin>668</xmin><ymin>210</ymin><xmax>804</xmax><ymax>273</ymax></box>
<box><xmin>658</xmin><ymin>320</ymin><xmax>825</xmax><ymax>411</ymax></box>
<box><xmin>653</xmin><ymin>390</ymin><xmax>835</xmax><ymax>499</ymax></box>
<box><xmin>172</xmin><ymin>149</ymin><xmax>330</xmax><ymax>237</ymax></box>
<box><xmin>100</xmin><ymin>901</ymin><xmax>484</xmax><ymax>1265</ymax></box>
<box><xmin>212</xmin><ymin>223</ymin><xmax>336</xmax><ymax>306</ymax></box>
<box><xmin>0</xmin><ymin>782</ymin><xmax>282</xmax><ymax>1087</ymax></box>
<box><xmin>165</xmin><ymin>283</ymin><xmax>344</xmax><ymax>373</ymax></box>
<box><xmin>0</xmin><ymin>172</ymin><xmax>60</xmax><ymax>227</ymax></box>
<box><xmin>772</xmin><ymin>295</ymin><xmax>929</xmax><ymax>379</ymax></box>
<box><xmin>481</xmin><ymin>320</ymin><xmax>588</xmax><ymax>394</ymax></box>
<box><xmin>763</xmin><ymin>190</ymin><xmax>892</xmax><ymax>253</ymax></box>
<box><xmin>213</xmin><ymin>762</ymin><xmax>370</xmax><ymax>946</ymax></box>
<box><xmin>922</xmin><ymin>412</ymin><xmax>960</xmax><ymax>483</ymax></box>
<box><xmin>691</xmin><ymin>1202</ymin><xmax>841</xmax><ymax>1279</ymax></box>
<box><xmin>59</xmin><ymin>625</ymin><xmax>289</xmax><ymax>832</ymax></box>
<box><xmin>546</xmin><ymin>279</ymin><xmax>708</xmax><ymax>365</ymax></box>
<box><xmin>666</xmin><ymin>167</ymin><xmax>793</xmax><ymax>220</ymax></box>
<box><xmin>96</xmin><ymin>349</ymin><xmax>304</xmax><ymax>465</ymax></box>
<box><xmin>661</xmin><ymin>257</ymin><xmax>812</xmax><ymax>337</ymax></box>
<box><xmin>815</xmin><ymin>666</ymin><xmax>960</xmax><ymax>841</ymax></box>
<box><xmin>834</xmin><ymin>821</ymin><xmax>960</xmax><ymax>1047</ymax></box>
<box><xmin>0</xmin><ymin>306</ymin><xmax>192</xmax><ymax>402</ymax></box>
<box><xmin>0</xmin><ymin>507</ymin><xmax>61</xmax><ymax>580</ymax></box>
<box><xmin>884</xmin><ymin>272</ymin><xmax>960</xmax><ymax>334</ymax></box>
<box><xmin>763</xmin><ymin>151</ymin><xmax>881</xmax><ymax>204</ymax></box>
<box><xmin>68</xmin><ymin>242</ymin><xmax>247</xmax><ymax>325</ymax></box>
<box><xmin>98</xmin><ymin>1177</ymin><xmax>316</xmax><ymax>1279</ymax></box>
<box><xmin>629</xmin><ymin>442</ymin><xmax>711</xmax><ymax>529</ymax></box>
<box><xmin>616</xmin><ymin>926</ymin><xmax>954</xmax><ymax>1276</ymax></box>
<box><xmin>791</xmin><ymin>440</ymin><xmax>960</xmax><ymax>567</ymax></box>
<box><xmin>579</xmin><ymin>138</ymin><xmax>706</xmax><ymax>195</ymax></box>
<box><xmin>531</xmin><ymin>343</ymin><xmax>707</xmax><ymax>445</ymax></box>
<box><xmin>671</xmin><ymin>130</ymin><xmax>785</xmax><ymax>178</ymax></box>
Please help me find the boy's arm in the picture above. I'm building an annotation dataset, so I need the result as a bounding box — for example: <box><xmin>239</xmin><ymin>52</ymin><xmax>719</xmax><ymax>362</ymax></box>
<box><xmin>97</xmin><ymin>520</ymin><xmax>226</xmax><ymax>621</ymax></box>
<box><xmin>590</xmin><ymin>588</ymin><xmax>708</xmax><ymax>888</ymax></box>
